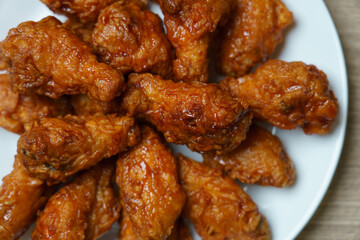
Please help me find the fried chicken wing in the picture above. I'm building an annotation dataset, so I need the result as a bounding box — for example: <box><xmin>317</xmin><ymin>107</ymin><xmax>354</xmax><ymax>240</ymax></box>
<box><xmin>118</xmin><ymin>210</ymin><xmax>136</xmax><ymax>240</ymax></box>
<box><xmin>118</xmin><ymin>210</ymin><xmax>192</xmax><ymax>240</ymax></box>
<box><xmin>158</xmin><ymin>0</ymin><xmax>232</xmax><ymax>82</ymax></box>
<box><xmin>17</xmin><ymin>114</ymin><xmax>140</xmax><ymax>184</ymax></box>
<box><xmin>0</xmin><ymin>156</ymin><xmax>49</xmax><ymax>240</ymax></box>
<box><xmin>0</xmin><ymin>74</ymin><xmax>71</xmax><ymax>134</ymax></box>
<box><xmin>116</xmin><ymin>126</ymin><xmax>186</xmax><ymax>240</ymax></box>
<box><xmin>220</xmin><ymin>60</ymin><xmax>338</xmax><ymax>134</ymax></box>
<box><xmin>122</xmin><ymin>73</ymin><xmax>252</xmax><ymax>154</ymax></box>
<box><xmin>178</xmin><ymin>154</ymin><xmax>271</xmax><ymax>240</ymax></box>
<box><xmin>203</xmin><ymin>124</ymin><xmax>295</xmax><ymax>187</ymax></box>
<box><xmin>71</xmin><ymin>94</ymin><xmax>120</xmax><ymax>115</ymax></box>
<box><xmin>215</xmin><ymin>0</ymin><xmax>293</xmax><ymax>77</ymax></box>
<box><xmin>41</xmin><ymin>0</ymin><xmax>147</xmax><ymax>23</ymax></box>
<box><xmin>92</xmin><ymin>2</ymin><xmax>174</xmax><ymax>78</ymax></box>
<box><xmin>1</xmin><ymin>16</ymin><xmax>124</xmax><ymax>102</ymax></box>
<box><xmin>63</xmin><ymin>17</ymin><xmax>95</xmax><ymax>44</ymax></box>
<box><xmin>32</xmin><ymin>159</ymin><xmax>120</xmax><ymax>240</ymax></box>
<box><xmin>166</xmin><ymin>218</ymin><xmax>193</xmax><ymax>240</ymax></box>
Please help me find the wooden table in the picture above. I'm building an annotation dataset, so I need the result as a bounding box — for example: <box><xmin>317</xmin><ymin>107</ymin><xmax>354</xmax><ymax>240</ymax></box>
<box><xmin>297</xmin><ymin>1</ymin><xmax>360</xmax><ymax>239</ymax></box>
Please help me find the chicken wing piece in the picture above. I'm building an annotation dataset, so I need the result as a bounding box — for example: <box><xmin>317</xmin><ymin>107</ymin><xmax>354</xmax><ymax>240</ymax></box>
<box><xmin>32</xmin><ymin>159</ymin><xmax>120</xmax><ymax>240</ymax></box>
<box><xmin>118</xmin><ymin>209</ymin><xmax>193</xmax><ymax>240</ymax></box>
<box><xmin>92</xmin><ymin>2</ymin><xmax>174</xmax><ymax>79</ymax></box>
<box><xmin>122</xmin><ymin>73</ymin><xmax>252</xmax><ymax>154</ymax></box>
<box><xmin>178</xmin><ymin>154</ymin><xmax>271</xmax><ymax>240</ymax></box>
<box><xmin>0</xmin><ymin>74</ymin><xmax>71</xmax><ymax>134</ymax></box>
<box><xmin>63</xmin><ymin>17</ymin><xmax>95</xmax><ymax>44</ymax></box>
<box><xmin>203</xmin><ymin>124</ymin><xmax>295</xmax><ymax>187</ymax></box>
<box><xmin>158</xmin><ymin>0</ymin><xmax>232</xmax><ymax>82</ymax></box>
<box><xmin>0</xmin><ymin>51</ymin><xmax>6</xmax><ymax>70</ymax></box>
<box><xmin>17</xmin><ymin>114</ymin><xmax>140</xmax><ymax>184</ymax></box>
<box><xmin>1</xmin><ymin>16</ymin><xmax>124</xmax><ymax>102</ymax></box>
<box><xmin>71</xmin><ymin>94</ymin><xmax>120</xmax><ymax>115</ymax></box>
<box><xmin>0</xmin><ymin>156</ymin><xmax>49</xmax><ymax>240</ymax></box>
<box><xmin>215</xmin><ymin>0</ymin><xmax>293</xmax><ymax>77</ymax></box>
<box><xmin>220</xmin><ymin>60</ymin><xmax>338</xmax><ymax>134</ymax></box>
<box><xmin>116</xmin><ymin>126</ymin><xmax>186</xmax><ymax>240</ymax></box>
<box><xmin>166</xmin><ymin>218</ymin><xmax>193</xmax><ymax>240</ymax></box>
<box><xmin>118</xmin><ymin>210</ymin><xmax>136</xmax><ymax>240</ymax></box>
<box><xmin>40</xmin><ymin>0</ymin><xmax>147</xmax><ymax>23</ymax></box>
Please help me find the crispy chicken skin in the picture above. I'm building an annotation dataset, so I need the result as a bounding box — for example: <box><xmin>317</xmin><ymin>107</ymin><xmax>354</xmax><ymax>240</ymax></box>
<box><xmin>0</xmin><ymin>74</ymin><xmax>71</xmax><ymax>134</ymax></box>
<box><xmin>178</xmin><ymin>154</ymin><xmax>271</xmax><ymax>240</ymax></box>
<box><xmin>40</xmin><ymin>0</ymin><xmax>148</xmax><ymax>23</ymax></box>
<box><xmin>220</xmin><ymin>60</ymin><xmax>338</xmax><ymax>134</ymax></box>
<box><xmin>203</xmin><ymin>124</ymin><xmax>295</xmax><ymax>187</ymax></box>
<box><xmin>32</xmin><ymin>159</ymin><xmax>120</xmax><ymax>240</ymax></box>
<box><xmin>17</xmin><ymin>114</ymin><xmax>140</xmax><ymax>184</ymax></box>
<box><xmin>71</xmin><ymin>94</ymin><xmax>120</xmax><ymax>115</ymax></box>
<box><xmin>0</xmin><ymin>157</ymin><xmax>49</xmax><ymax>240</ymax></box>
<box><xmin>1</xmin><ymin>16</ymin><xmax>124</xmax><ymax>102</ymax></box>
<box><xmin>116</xmin><ymin>126</ymin><xmax>186</xmax><ymax>240</ymax></box>
<box><xmin>166</xmin><ymin>218</ymin><xmax>193</xmax><ymax>240</ymax></box>
<box><xmin>215</xmin><ymin>0</ymin><xmax>293</xmax><ymax>77</ymax></box>
<box><xmin>158</xmin><ymin>0</ymin><xmax>232</xmax><ymax>82</ymax></box>
<box><xmin>63</xmin><ymin>17</ymin><xmax>95</xmax><ymax>44</ymax></box>
<box><xmin>118</xmin><ymin>210</ymin><xmax>137</xmax><ymax>240</ymax></box>
<box><xmin>118</xmin><ymin>210</ymin><xmax>193</xmax><ymax>240</ymax></box>
<box><xmin>92</xmin><ymin>2</ymin><xmax>174</xmax><ymax>78</ymax></box>
<box><xmin>122</xmin><ymin>73</ymin><xmax>252</xmax><ymax>154</ymax></box>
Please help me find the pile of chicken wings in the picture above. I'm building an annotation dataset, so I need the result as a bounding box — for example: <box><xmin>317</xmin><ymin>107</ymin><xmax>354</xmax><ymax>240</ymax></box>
<box><xmin>0</xmin><ymin>0</ymin><xmax>338</xmax><ymax>239</ymax></box>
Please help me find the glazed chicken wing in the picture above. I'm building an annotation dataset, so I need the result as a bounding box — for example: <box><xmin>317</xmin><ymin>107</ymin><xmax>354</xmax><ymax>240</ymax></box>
<box><xmin>220</xmin><ymin>60</ymin><xmax>338</xmax><ymax>134</ymax></box>
<box><xmin>17</xmin><ymin>114</ymin><xmax>139</xmax><ymax>184</ymax></box>
<box><xmin>32</xmin><ymin>159</ymin><xmax>120</xmax><ymax>240</ymax></box>
<box><xmin>216</xmin><ymin>0</ymin><xmax>293</xmax><ymax>77</ymax></box>
<box><xmin>0</xmin><ymin>156</ymin><xmax>49</xmax><ymax>240</ymax></box>
<box><xmin>203</xmin><ymin>124</ymin><xmax>295</xmax><ymax>187</ymax></box>
<box><xmin>1</xmin><ymin>16</ymin><xmax>124</xmax><ymax>102</ymax></box>
<box><xmin>122</xmin><ymin>73</ymin><xmax>252</xmax><ymax>154</ymax></box>
<box><xmin>118</xmin><ymin>210</ymin><xmax>192</xmax><ymax>240</ymax></box>
<box><xmin>178</xmin><ymin>154</ymin><xmax>271</xmax><ymax>240</ymax></box>
<box><xmin>0</xmin><ymin>74</ymin><xmax>71</xmax><ymax>134</ymax></box>
<box><xmin>71</xmin><ymin>94</ymin><xmax>120</xmax><ymax>116</ymax></box>
<box><xmin>92</xmin><ymin>2</ymin><xmax>174</xmax><ymax>78</ymax></box>
<box><xmin>166</xmin><ymin>218</ymin><xmax>193</xmax><ymax>240</ymax></box>
<box><xmin>158</xmin><ymin>0</ymin><xmax>232</xmax><ymax>82</ymax></box>
<box><xmin>116</xmin><ymin>126</ymin><xmax>186</xmax><ymax>240</ymax></box>
<box><xmin>63</xmin><ymin>17</ymin><xmax>95</xmax><ymax>44</ymax></box>
<box><xmin>41</xmin><ymin>0</ymin><xmax>147</xmax><ymax>23</ymax></box>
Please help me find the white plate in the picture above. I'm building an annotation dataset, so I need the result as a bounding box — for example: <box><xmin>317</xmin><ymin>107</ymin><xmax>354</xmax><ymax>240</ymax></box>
<box><xmin>0</xmin><ymin>0</ymin><xmax>348</xmax><ymax>239</ymax></box>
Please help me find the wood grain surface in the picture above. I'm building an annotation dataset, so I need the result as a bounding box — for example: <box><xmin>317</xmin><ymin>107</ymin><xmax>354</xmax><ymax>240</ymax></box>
<box><xmin>297</xmin><ymin>1</ymin><xmax>360</xmax><ymax>239</ymax></box>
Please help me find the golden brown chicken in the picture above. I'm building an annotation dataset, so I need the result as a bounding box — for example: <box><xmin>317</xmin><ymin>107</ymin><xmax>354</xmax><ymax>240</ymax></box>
<box><xmin>220</xmin><ymin>60</ymin><xmax>338</xmax><ymax>134</ymax></box>
<box><xmin>0</xmin><ymin>74</ymin><xmax>71</xmax><ymax>134</ymax></box>
<box><xmin>71</xmin><ymin>94</ymin><xmax>120</xmax><ymax>116</ymax></box>
<box><xmin>203</xmin><ymin>124</ymin><xmax>295</xmax><ymax>187</ymax></box>
<box><xmin>63</xmin><ymin>17</ymin><xmax>95</xmax><ymax>44</ymax></box>
<box><xmin>92</xmin><ymin>2</ymin><xmax>174</xmax><ymax>78</ymax></box>
<box><xmin>118</xmin><ymin>209</ymin><xmax>192</xmax><ymax>240</ymax></box>
<box><xmin>215</xmin><ymin>0</ymin><xmax>293</xmax><ymax>77</ymax></box>
<box><xmin>17</xmin><ymin>114</ymin><xmax>139</xmax><ymax>184</ymax></box>
<box><xmin>32</xmin><ymin>159</ymin><xmax>120</xmax><ymax>240</ymax></box>
<box><xmin>1</xmin><ymin>16</ymin><xmax>124</xmax><ymax>102</ymax></box>
<box><xmin>157</xmin><ymin>0</ymin><xmax>232</xmax><ymax>82</ymax></box>
<box><xmin>0</xmin><ymin>156</ymin><xmax>50</xmax><ymax>240</ymax></box>
<box><xmin>166</xmin><ymin>218</ymin><xmax>193</xmax><ymax>240</ymax></box>
<box><xmin>122</xmin><ymin>73</ymin><xmax>252</xmax><ymax>154</ymax></box>
<box><xmin>116</xmin><ymin>126</ymin><xmax>186</xmax><ymax>240</ymax></box>
<box><xmin>118</xmin><ymin>210</ymin><xmax>136</xmax><ymax>240</ymax></box>
<box><xmin>178</xmin><ymin>154</ymin><xmax>271</xmax><ymax>240</ymax></box>
<box><xmin>40</xmin><ymin>0</ymin><xmax>148</xmax><ymax>23</ymax></box>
